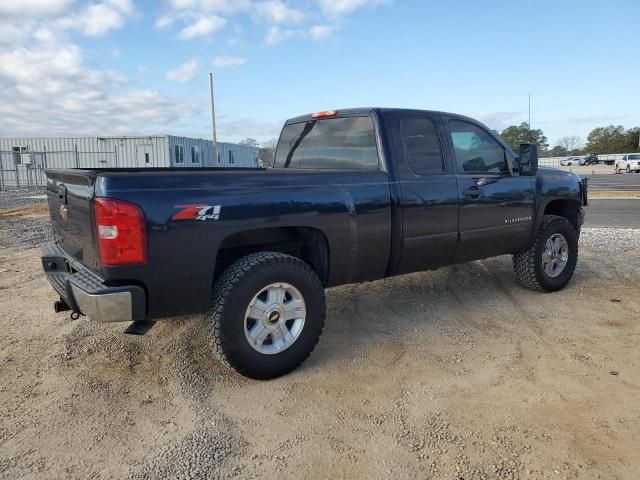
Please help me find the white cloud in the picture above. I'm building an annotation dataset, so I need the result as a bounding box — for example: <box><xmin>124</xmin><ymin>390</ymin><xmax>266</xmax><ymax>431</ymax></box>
<box><xmin>265</xmin><ymin>26</ymin><xmax>296</xmax><ymax>45</ymax></box>
<box><xmin>168</xmin><ymin>0</ymin><xmax>251</xmax><ymax>14</ymax></box>
<box><xmin>255</xmin><ymin>1</ymin><xmax>304</xmax><ymax>24</ymax></box>
<box><xmin>0</xmin><ymin>0</ymin><xmax>395</xmax><ymax>139</ymax></box>
<box><xmin>156</xmin><ymin>0</ymin><xmax>250</xmax><ymax>37</ymax></box>
<box><xmin>0</xmin><ymin>21</ymin><xmax>28</xmax><ymax>45</ymax></box>
<box><xmin>475</xmin><ymin>111</ymin><xmax>524</xmax><ymax>131</ymax></box>
<box><xmin>155</xmin><ymin>14</ymin><xmax>175</xmax><ymax>29</ymax></box>
<box><xmin>0</xmin><ymin>0</ymin><xmax>74</xmax><ymax>17</ymax></box>
<box><xmin>213</xmin><ymin>56</ymin><xmax>247</xmax><ymax>68</ymax></box>
<box><xmin>179</xmin><ymin>15</ymin><xmax>227</xmax><ymax>39</ymax></box>
<box><xmin>56</xmin><ymin>0</ymin><xmax>134</xmax><ymax>37</ymax></box>
<box><xmin>0</xmin><ymin>16</ymin><xmax>196</xmax><ymax>137</ymax></box>
<box><xmin>157</xmin><ymin>0</ymin><xmax>384</xmax><ymax>45</ymax></box>
<box><xmin>166</xmin><ymin>60</ymin><xmax>200</xmax><ymax>82</ymax></box>
<box><xmin>319</xmin><ymin>0</ymin><xmax>389</xmax><ymax>16</ymax></box>
<box><xmin>309</xmin><ymin>24</ymin><xmax>334</xmax><ymax>41</ymax></box>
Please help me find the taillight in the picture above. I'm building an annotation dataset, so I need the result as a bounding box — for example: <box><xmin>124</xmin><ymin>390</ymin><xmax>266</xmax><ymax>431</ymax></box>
<box><xmin>94</xmin><ymin>197</ymin><xmax>147</xmax><ymax>266</ymax></box>
<box><xmin>312</xmin><ymin>110</ymin><xmax>338</xmax><ymax>119</ymax></box>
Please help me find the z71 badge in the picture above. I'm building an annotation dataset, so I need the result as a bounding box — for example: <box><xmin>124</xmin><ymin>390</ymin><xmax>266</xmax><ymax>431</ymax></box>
<box><xmin>172</xmin><ymin>205</ymin><xmax>221</xmax><ymax>221</ymax></box>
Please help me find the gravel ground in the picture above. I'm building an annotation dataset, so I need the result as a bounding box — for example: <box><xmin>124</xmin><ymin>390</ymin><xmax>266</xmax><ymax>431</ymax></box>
<box><xmin>580</xmin><ymin>227</ymin><xmax>640</xmax><ymax>252</ymax></box>
<box><xmin>1</xmin><ymin>197</ymin><xmax>640</xmax><ymax>479</ymax></box>
<box><xmin>0</xmin><ymin>188</ymin><xmax>46</xmax><ymax>211</ymax></box>
<box><xmin>0</xmin><ymin>217</ymin><xmax>52</xmax><ymax>249</ymax></box>
<box><xmin>0</xmin><ymin>189</ymin><xmax>51</xmax><ymax>249</ymax></box>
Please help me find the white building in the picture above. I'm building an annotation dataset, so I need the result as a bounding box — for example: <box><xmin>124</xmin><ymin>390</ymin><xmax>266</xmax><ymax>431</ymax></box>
<box><xmin>0</xmin><ymin>135</ymin><xmax>260</xmax><ymax>189</ymax></box>
<box><xmin>0</xmin><ymin>135</ymin><xmax>259</xmax><ymax>169</ymax></box>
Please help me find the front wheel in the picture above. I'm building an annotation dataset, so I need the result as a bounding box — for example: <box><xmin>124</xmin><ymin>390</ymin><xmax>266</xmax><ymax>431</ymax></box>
<box><xmin>627</xmin><ymin>165</ymin><xmax>631</xmax><ymax>173</ymax></box>
<box><xmin>205</xmin><ymin>252</ymin><xmax>326</xmax><ymax>380</ymax></box>
<box><xmin>513</xmin><ymin>215</ymin><xmax>579</xmax><ymax>292</ymax></box>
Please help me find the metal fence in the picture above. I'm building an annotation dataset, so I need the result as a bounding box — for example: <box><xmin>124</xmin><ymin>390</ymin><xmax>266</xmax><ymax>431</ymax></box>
<box><xmin>0</xmin><ymin>149</ymin><xmax>116</xmax><ymax>190</ymax></box>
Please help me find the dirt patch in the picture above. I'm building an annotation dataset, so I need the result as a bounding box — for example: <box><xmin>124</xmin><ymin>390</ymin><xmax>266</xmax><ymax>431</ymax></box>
<box><xmin>0</xmin><ymin>204</ymin><xmax>50</xmax><ymax>218</ymax></box>
<box><xmin>588</xmin><ymin>191</ymin><xmax>640</xmax><ymax>199</ymax></box>
<box><xmin>1</xmin><ymin>238</ymin><xmax>639</xmax><ymax>479</ymax></box>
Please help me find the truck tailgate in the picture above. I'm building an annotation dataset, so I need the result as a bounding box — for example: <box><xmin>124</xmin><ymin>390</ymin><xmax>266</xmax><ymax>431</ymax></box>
<box><xmin>45</xmin><ymin>169</ymin><xmax>100</xmax><ymax>272</ymax></box>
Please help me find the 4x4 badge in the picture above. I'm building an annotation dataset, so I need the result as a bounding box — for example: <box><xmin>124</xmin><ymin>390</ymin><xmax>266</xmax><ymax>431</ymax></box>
<box><xmin>172</xmin><ymin>205</ymin><xmax>221</xmax><ymax>221</ymax></box>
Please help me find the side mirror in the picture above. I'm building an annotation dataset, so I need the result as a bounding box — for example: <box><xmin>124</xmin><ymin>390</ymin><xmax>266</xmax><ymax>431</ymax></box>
<box><xmin>518</xmin><ymin>143</ymin><xmax>538</xmax><ymax>176</ymax></box>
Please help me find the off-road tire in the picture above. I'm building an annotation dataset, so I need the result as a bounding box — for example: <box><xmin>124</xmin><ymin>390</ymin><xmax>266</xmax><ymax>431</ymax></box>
<box><xmin>205</xmin><ymin>252</ymin><xmax>326</xmax><ymax>380</ymax></box>
<box><xmin>513</xmin><ymin>215</ymin><xmax>578</xmax><ymax>292</ymax></box>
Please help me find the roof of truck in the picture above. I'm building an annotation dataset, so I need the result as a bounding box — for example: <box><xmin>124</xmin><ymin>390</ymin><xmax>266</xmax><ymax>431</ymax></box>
<box><xmin>284</xmin><ymin>107</ymin><xmax>476</xmax><ymax>125</ymax></box>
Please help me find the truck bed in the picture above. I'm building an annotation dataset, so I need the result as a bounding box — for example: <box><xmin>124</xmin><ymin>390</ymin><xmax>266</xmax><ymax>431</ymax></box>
<box><xmin>45</xmin><ymin>166</ymin><xmax>393</xmax><ymax>319</ymax></box>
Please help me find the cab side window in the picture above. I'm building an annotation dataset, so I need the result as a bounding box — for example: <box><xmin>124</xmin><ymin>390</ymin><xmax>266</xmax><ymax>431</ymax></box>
<box><xmin>449</xmin><ymin>120</ymin><xmax>507</xmax><ymax>173</ymax></box>
<box><xmin>401</xmin><ymin>118</ymin><xmax>445</xmax><ymax>174</ymax></box>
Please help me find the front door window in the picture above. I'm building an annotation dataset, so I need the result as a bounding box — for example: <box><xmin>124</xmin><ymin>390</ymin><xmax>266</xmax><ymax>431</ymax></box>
<box><xmin>449</xmin><ymin>121</ymin><xmax>507</xmax><ymax>173</ymax></box>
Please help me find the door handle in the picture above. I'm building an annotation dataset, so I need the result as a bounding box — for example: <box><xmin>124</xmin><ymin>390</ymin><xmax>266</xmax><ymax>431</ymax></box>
<box><xmin>474</xmin><ymin>177</ymin><xmax>497</xmax><ymax>186</ymax></box>
<box><xmin>462</xmin><ymin>186</ymin><xmax>482</xmax><ymax>197</ymax></box>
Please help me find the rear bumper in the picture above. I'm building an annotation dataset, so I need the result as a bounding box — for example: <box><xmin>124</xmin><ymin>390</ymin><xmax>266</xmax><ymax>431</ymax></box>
<box><xmin>41</xmin><ymin>242</ymin><xmax>145</xmax><ymax>322</ymax></box>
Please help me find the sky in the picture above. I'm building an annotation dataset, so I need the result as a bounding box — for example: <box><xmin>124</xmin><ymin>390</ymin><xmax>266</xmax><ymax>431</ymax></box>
<box><xmin>0</xmin><ymin>0</ymin><xmax>639</xmax><ymax>146</ymax></box>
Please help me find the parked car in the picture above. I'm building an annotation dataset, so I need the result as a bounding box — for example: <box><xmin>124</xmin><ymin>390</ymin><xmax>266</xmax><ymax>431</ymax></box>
<box><xmin>560</xmin><ymin>156</ymin><xmax>581</xmax><ymax>166</ymax></box>
<box><xmin>41</xmin><ymin>108</ymin><xmax>588</xmax><ymax>379</ymax></box>
<box><xmin>616</xmin><ymin>154</ymin><xmax>640</xmax><ymax>173</ymax></box>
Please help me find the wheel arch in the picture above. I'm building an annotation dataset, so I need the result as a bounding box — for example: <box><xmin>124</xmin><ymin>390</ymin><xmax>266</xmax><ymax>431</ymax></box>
<box><xmin>213</xmin><ymin>226</ymin><xmax>330</xmax><ymax>287</ymax></box>
<box><xmin>532</xmin><ymin>198</ymin><xmax>582</xmax><ymax>240</ymax></box>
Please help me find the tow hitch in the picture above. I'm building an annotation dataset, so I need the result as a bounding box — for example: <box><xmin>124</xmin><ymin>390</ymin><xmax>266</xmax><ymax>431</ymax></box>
<box><xmin>54</xmin><ymin>298</ymin><xmax>71</xmax><ymax>313</ymax></box>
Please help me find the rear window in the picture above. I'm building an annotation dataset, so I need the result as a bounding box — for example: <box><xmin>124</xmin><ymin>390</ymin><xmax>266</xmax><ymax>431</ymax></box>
<box><xmin>629</xmin><ymin>154</ymin><xmax>640</xmax><ymax>160</ymax></box>
<box><xmin>273</xmin><ymin>116</ymin><xmax>379</xmax><ymax>170</ymax></box>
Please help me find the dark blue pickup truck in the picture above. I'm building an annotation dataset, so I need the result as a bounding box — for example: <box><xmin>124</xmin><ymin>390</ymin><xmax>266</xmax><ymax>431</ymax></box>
<box><xmin>42</xmin><ymin>108</ymin><xmax>588</xmax><ymax>379</ymax></box>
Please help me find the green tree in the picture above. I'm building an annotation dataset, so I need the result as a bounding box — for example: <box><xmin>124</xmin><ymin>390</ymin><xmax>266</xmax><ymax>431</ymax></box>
<box><xmin>623</xmin><ymin>127</ymin><xmax>640</xmax><ymax>152</ymax></box>
<box><xmin>557</xmin><ymin>136</ymin><xmax>583</xmax><ymax>155</ymax></box>
<box><xmin>584</xmin><ymin>125</ymin><xmax>627</xmax><ymax>153</ymax></box>
<box><xmin>547</xmin><ymin>145</ymin><xmax>568</xmax><ymax>157</ymax></box>
<box><xmin>499</xmin><ymin>122</ymin><xmax>549</xmax><ymax>154</ymax></box>
<box><xmin>239</xmin><ymin>138</ymin><xmax>259</xmax><ymax>148</ymax></box>
<box><xmin>258</xmin><ymin>138</ymin><xmax>278</xmax><ymax>166</ymax></box>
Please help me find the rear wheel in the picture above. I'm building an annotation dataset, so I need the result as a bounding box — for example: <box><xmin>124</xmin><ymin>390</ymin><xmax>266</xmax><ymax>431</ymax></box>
<box><xmin>513</xmin><ymin>215</ymin><xmax>578</xmax><ymax>292</ymax></box>
<box><xmin>205</xmin><ymin>252</ymin><xmax>326</xmax><ymax>380</ymax></box>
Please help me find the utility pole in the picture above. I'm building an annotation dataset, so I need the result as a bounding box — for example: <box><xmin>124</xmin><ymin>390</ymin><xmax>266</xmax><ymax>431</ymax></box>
<box><xmin>528</xmin><ymin>92</ymin><xmax>531</xmax><ymax>129</ymax></box>
<box><xmin>209</xmin><ymin>73</ymin><xmax>218</xmax><ymax>165</ymax></box>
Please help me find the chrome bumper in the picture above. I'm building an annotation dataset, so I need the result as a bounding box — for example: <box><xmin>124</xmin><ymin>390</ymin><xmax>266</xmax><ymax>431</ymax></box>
<box><xmin>69</xmin><ymin>285</ymin><xmax>135</xmax><ymax>322</ymax></box>
<box><xmin>42</xmin><ymin>242</ymin><xmax>145</xmax><ymax>323</ymax></box>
